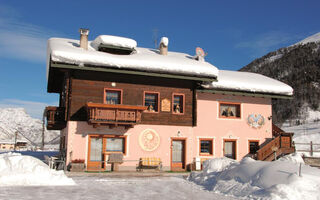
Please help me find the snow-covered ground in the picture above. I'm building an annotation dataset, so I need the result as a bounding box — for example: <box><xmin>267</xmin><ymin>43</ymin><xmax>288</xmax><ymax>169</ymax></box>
<box><xmin>0</xmin><ymin>175</ymin><xmax>236</xmax><ymax>200</ymax></box>
<box><xmin>188</xmin><ymin>155</ymin><xmax>320</xmax><ymax>200</ymax></box>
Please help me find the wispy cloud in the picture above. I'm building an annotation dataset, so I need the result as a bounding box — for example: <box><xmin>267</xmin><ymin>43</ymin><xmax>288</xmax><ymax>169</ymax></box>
<box><xmin>0</xmin><ymin>99</ymin><xmax>58</xmax><ymax>119</ymax></box>
<box><xmin>235</xmin><ymin>31</ymin><xmax>301</xmax><ymax>57</ymax></box>
<box><xmin>0</xmin><ymin>5</ymin><xmax>64</xmax><ymax>63</ymax></box>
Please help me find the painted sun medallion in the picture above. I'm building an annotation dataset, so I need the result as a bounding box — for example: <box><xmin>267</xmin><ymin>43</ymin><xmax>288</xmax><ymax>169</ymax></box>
<box><xmin>247</xmin><ymin>114</ymin><xmax>265</xmax><ymax>128</ymax></box>
<box><xmin>139</xmin><ymin>129</ymin><xmax>160</xmax><ymax>151</ymax></box>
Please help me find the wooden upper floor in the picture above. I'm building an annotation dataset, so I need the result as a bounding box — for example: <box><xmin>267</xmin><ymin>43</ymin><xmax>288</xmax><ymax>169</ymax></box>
<box><xmin>46</xmin><ymin>68</ymin><xmax>197</xmax><ymax>129</ymax></box>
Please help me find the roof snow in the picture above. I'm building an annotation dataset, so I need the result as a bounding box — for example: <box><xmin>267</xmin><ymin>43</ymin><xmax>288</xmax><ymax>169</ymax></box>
<box><xmin>47</xmin><ymin>36</ymin><xmax>219</xmax><ymax>79</ymax></box>
<box><xmin>202</xmin><ymin>70</ymin><xmax>293</xmax><ymax>96</ymax></box>
<box><xmin>91</xmin><ymin>35</ymin><xmax>137</xmax><ymax>50</ymax></box>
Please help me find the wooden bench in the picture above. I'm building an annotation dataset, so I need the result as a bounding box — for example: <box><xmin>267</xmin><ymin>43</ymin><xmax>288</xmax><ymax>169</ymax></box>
<box><xmin>137</xmin><ymin>157</ymin><xmax>162</xmax><ymax>171</ymax></box>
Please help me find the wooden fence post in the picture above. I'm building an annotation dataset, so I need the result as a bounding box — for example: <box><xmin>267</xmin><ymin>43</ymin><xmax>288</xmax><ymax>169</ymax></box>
<box><xmin>310</xmin><ymin>141</ymin><xmax>313</xmax><ymax>157</ymax></box>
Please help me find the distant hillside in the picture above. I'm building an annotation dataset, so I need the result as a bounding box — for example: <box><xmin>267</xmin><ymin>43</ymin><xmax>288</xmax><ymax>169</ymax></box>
<box><xmin>240</xmin><ymin>32</ymin><xmax>320</xmax><ymax>126</ymax></box>
<box><xmin>0</xmin><ymin>108</ymin><xmax>60</xmax><ymax>148</ymax></box>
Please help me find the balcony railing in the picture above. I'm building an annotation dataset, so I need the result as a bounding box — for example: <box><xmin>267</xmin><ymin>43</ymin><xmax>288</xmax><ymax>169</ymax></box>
<box><xmin>86</xmin><ymin>102</ymin><xmax>147</xmax><ymax>127</ymax></box>
<box><xmin>257</xmin><ymin>124</ymin><xmax>294</xmax><ymax>161</ymax></box>
<box><xmin>45</xmin><ymin>106</ymin><xmax>66</xmax><ymax>130</ymax></box>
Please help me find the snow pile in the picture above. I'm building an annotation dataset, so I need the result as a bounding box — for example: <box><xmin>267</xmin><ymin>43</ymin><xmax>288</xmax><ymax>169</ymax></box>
<box><xmin>202</xmin><ymin>70</ymin><xmax>293</xmax><ymax>96</ymax></box>
<box><xmin>188</xmin><ymin>156</ymin><xmax>320</xmax><ymax>200</ymax></box>
<box><xmin>91</xmin><ymin>35</ymin><xmax>137</xmax><ymax>50</ymax></box>
<box><xmin>0</xmin><ymin>152</ymin><xmax>75</xmax><ymax>186</ymax></box>
<box><xmin>0</xmin><ymin>108</ymin><xmax>59</xmax><ymax>147</ymax></box>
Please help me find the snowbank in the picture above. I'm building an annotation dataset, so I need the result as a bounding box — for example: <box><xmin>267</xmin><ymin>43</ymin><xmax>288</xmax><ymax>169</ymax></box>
<box><xmin>188</xmin><ymin>155</ymin><xmax>320</xmax><ymax>200</ymax></box>
<box><xmin>0</xmin><ymin>152</ymin><xmax>75</xmax><ymax>186</ymax></box>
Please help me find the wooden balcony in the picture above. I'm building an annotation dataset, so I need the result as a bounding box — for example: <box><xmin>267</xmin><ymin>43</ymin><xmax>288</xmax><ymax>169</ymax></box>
<box><xmin>86</xmin><ymin>102</ymin><xmax>147</xmax><ymax>128</ymax></box>
<box><xmin>45</xmin><ymin>106</ymin><xmax>66</xmax><ymax>130</ymax></box>
<box><xmin>257</xmin><ymin>124</ymin><xmax>295</xmax><ymax>161</ymax></box>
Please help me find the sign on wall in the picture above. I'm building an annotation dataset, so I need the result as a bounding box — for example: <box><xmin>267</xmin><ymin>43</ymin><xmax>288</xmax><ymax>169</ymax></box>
<box><xmin>247</xmin><ymin>114</ymin><xmax>265</xmax><ymax>128</ymax></box>
<box><xmin>161</xmin><ymin>98</ymin><xmax>171</xmax><ymax>112</ymax></box>
<box><xmin>139</xmin><ymin>129</ymin><xmax>160</xmax><ymax>151</ymax></box>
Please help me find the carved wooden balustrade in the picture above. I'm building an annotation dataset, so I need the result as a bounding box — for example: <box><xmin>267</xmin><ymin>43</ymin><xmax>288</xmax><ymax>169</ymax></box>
<box><xmin>86</xmin><ymin>102</ymin><xmax>147</xmax><ymax>127</ymax></box>
<box><xmin>45</xmin><ymin>106</ymin><xmax>66</xmax><ymax>130</ymax></box>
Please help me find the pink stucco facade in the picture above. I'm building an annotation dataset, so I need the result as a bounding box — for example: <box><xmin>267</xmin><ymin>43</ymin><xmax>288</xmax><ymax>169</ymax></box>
<box><xmin>63</xmin><ymin>92</ymin><xmax>272</xmax><ymax>171</ymax></box>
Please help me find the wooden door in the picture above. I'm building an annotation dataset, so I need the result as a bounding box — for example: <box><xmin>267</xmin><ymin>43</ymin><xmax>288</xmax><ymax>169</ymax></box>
<box><xmin>87</xmin><ymin>136</ymin><xmax>103</xmax><ymax>171</ymax></box>
<box><xmin>224</xmin><ymin>140</ymin><xmax>236</xmax><ymax>159</ymax></box>
<box><xmin>171</xmin><ymin>140</ymin><xmax>185</xmax><ymax>171</ymax></box>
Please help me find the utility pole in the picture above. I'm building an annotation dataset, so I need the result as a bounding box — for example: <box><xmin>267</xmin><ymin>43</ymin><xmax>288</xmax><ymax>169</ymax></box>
<box><xmin>42</xmin><ymin>108</ymin><xmax>46</xmax><ymax>150</ymax></box>
<box><xmin>14</xmin><ymin>131</ymin><xmax>17</xmax><ymax>151</ymax></box>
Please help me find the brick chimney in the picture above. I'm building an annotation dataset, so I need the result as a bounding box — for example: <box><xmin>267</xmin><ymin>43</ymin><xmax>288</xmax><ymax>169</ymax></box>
<box><xmin>79</xmin><ymin>28</ymin><xmax>89</xmax><ymax>50</ymax></box>
<box><xmin>159</xmin><ymin>37</ymin><xmax>169</xmax><ymax>55</ymax></box>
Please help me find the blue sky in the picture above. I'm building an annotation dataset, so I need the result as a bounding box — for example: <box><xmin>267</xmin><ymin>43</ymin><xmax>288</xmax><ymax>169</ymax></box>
<box><xmin>0</xmin><ymin>0</ymin><xmax>319</xmax><ymax>119</ymax></box>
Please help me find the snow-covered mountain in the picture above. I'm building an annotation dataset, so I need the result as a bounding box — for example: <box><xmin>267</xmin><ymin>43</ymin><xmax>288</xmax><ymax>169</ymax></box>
<box><xmin>0</xmin><ymin>108</ymin><xmax>60</xmax><ymax>148</ymax></box>
<box><xmin>240</xmin><ymin>32</ymin><xmax>320</xmax><ymax>125</ymax></box>
<box><xmin>294</xmin><ymin>32</ymin><xmax>320</xmax><ymax>46</ymax></box>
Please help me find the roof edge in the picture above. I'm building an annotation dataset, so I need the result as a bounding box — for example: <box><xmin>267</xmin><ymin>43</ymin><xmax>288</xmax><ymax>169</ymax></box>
<box><xmin>197</xmin><ymin>89</ymin><xmax>293</xmax><ymax>99</ymax></box>
<box><xmin>50</xmin><ymin>62</ymin><xmax>217</xmax><ymax>82</ymax></box>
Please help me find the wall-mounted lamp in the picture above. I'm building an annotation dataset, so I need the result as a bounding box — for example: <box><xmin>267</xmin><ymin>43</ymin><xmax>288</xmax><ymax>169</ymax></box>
<box><xmin>177</xmin><ymin>131</ymin><xmax>181</xmax><ymax>137</ymax></box>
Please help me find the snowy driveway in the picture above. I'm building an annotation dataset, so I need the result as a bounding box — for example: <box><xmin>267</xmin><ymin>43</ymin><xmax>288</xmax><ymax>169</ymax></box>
<box><xmin>0</xmin><ymin>175</ymin><xmax>236</xmax><ymax>200</ymax></box>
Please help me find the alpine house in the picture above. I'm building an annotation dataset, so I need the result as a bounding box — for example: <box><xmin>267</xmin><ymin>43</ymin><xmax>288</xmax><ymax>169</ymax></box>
<box><xmin>45</xmin><ymin>29</ymin><xmax>294</xmax><ymax>171</ymax></box>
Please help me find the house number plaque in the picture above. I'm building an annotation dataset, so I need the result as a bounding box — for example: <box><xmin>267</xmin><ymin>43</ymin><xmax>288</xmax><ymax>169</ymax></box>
<box><xmin>161</xmin><ymin>98</ymin><xmax>171</xmax><ymax>112</ymax></box>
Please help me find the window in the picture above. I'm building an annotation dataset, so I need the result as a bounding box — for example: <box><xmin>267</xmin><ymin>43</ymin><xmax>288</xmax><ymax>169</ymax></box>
<box><xmin>249</xmin><ymin>141</ymin><xmax>259</xmax><ymax>154</ymax></box>
<box><xmin>106</xmin><ymin>138</ymin><xmax>125</xmax><ymax>153</ymax></box>
<box><xmin>173</xmin><ymin>94</ymin><xmax>184</xmax><ymax>114</ymax></box>
<box><xmin>105</xmin><ymin>89</ymin><xmax>122</xmax><ymax>104</ymax></box>
<box><xmin>200</xmin><ymin>139</ymin><xmax>213</xmax><ymax>155</ymax></box>
<box><xmin>219</xmin><ymin>103</ymin><xmax>241</xmax><ymax>118</ymax></box>
<box><xmin>144</xmin><ymin>92</ymin><xmax>159</xmax><ymax>112</ymax></box>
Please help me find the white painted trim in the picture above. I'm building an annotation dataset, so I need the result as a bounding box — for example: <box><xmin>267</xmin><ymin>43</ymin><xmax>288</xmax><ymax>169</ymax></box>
<box><xmin>85</xmin><ymin>135</ymin><xmax>88</xmax><ymax>166</ymax></box>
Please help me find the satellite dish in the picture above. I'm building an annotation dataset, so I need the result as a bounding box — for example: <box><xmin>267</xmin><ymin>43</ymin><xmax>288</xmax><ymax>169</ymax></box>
<box><xmin>196</xmin><ymin>47</ymin><xmax>205</xmax><ymax>57</ymax></box>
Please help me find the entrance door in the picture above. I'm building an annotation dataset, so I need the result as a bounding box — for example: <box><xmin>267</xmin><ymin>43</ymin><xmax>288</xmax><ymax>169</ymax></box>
<box><xmin>224</xmin><ymin>140</ymin><xmax>236</xmax><ymax>159</ymax></box>
<box><xmin>87</xmin><ymin>136</ymin><xmax>103</xmax><ymax>171</ymax></box>
<box><xmin>171</xmin><ymin>139</ymin><xmax>185</xmax><ymax>171</ymax></box>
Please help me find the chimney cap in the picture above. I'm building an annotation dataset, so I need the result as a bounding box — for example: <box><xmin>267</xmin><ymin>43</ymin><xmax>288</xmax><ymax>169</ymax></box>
<box><xmin>79</xmin><ymin>28</ymin><xmax>89</xmax><ymax>35</ymax></box>
<box><xmin>160</xmin><ymin>37</ymin><xmax>169</xmax><ymax>47</ymax></box>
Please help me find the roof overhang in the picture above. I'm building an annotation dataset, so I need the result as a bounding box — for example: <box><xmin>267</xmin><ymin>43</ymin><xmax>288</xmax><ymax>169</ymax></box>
<box><xmin>50</xmin><ymin>61</ymin><xmax>217</xmax><ymax>82</ymax></box>
<box><xmin>197</xmin><ymin>89</ymin><xmax>293</xmax><ymax>99</ymax></box>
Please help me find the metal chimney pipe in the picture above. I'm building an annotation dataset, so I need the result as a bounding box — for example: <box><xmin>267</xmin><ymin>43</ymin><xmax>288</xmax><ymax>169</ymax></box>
<box><xmin>79</xmin><ymin>28</ymin><xmax>89</xmax><ymax>50</ymax></box>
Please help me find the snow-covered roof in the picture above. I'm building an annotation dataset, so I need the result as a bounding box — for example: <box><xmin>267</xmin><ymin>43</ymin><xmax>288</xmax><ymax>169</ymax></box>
<box><xmin>47</xmin><ymin>37</ymin><xmax>219</xmax><ymax>80</ymax></box>
<box><xmin>202</xmin><ymin>70</ymin><xmax>293</xmax><ymax>96</ymax></box>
